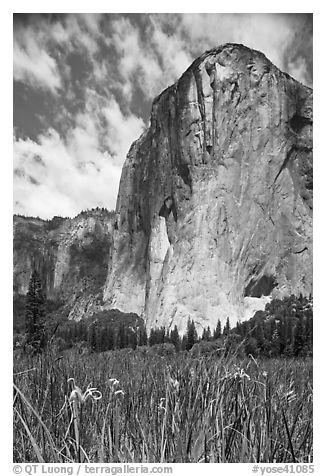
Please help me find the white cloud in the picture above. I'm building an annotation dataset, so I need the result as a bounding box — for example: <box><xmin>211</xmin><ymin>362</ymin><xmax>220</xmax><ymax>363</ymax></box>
<box><xmin>14</xmin><ymin>130</ymin><xmax>121</xmax><ymax>218</ymax></box>
<box><xmin>287</xmin><ymin>58</ymin><xmax>310</xmax><ymax>85</ymax></box>
<box><xmin>13</xmin><ymin>14</ymin><xmax>104</xmax><ymax>94</ymax></box>
<box><xmin>150</xmin><ymin>18</ymin><xmax>192</xmax><ymax>83</ymax></box>
<box><xmin>109</xmin><ymin>13</ymin><xmax>309</xmax><ymax>103</ymax></box>
<box><xmin>110</xmin><ymin>18</ymin><xmax>165</xmax><ymax>99</ymax></box>
<box><xmin>13</xmin><ymin>14</ymin><xmax>312</xmax><ymax>219</ymax></box>
<box><xmin>13</xmin><ymin>33</ymin><xmax>62</xmax><ymax>93</ymax></box>
<box><xmin>179</xmin><ymin>13</ymin><xmax>301</xmax><ymax>79</ymax></box>
<box><xmin>62</xmin><ymin>15</ymin><xmax>100</xmax><ymax>56</ymax></box>
<box><xmin>13</xmin><ymin>91</ymin><xmax>145</xmax><ymax>219</ymax></box>
<box><xmin>103</xmin><ymin>98</ymin><xmax>145</xmax><ymax>165</ymax></box>
<box><xmin>108</xmin><ymin>16</ymin><xmax>193</xmax><ymax>102</ymax></box>
<box><xmin>77</xmin><ymin>13</ymin><xmax>102</xmax><ymax>35</ymax></box>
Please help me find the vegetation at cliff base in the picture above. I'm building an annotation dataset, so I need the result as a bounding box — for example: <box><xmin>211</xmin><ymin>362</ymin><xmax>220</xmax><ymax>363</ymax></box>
<box><xmin>13</xmin><ymin>292</ymin><xmax>313</xmax><ymax>463</ymax></box>
<box><xmin>24</xmin><ymin>269</ymin><xmax>47</xmax><ymax>352</ymax></box>
<box><xmin>20</xmin><ymin>295</ymin><xmax>311</xmax><ymax>359</ymax></box>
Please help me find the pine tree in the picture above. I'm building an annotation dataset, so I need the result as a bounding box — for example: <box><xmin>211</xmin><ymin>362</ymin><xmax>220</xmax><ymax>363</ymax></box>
<box><xmin>97</xmin><ymin>324</ymin><xmax>110</xmax><ymax>352</ymax></box>
<box><xmin>25</xmin><ymin>269</ymin><xmax>46</xmax><ymax>351</ymax></box>
<box><xmin>149</xmin><ymin>329</ymin><xmax>156</xmax><ymax>346</ymax></box>
<box><xmin>138</xmin><ymin>325</ymin><xmax>148</xmax><ymax>346</ymax></box>
<box><xmin>116</xmin><ymin>323</ymin><xmax>127</xmax><ymax>348</ymax></box>
<box><xmin>186</xmin><ymin>319</ymin><xmax>197</xmax><ymax>351</ymax></box>
<box><xmin>158</xmin><ymin>326</ymin><xmax>166</xmax><ymax>344</ymax></box>
<box><xmin>170</xmin><ymin>325</ymin><xmax>181</xmax><ymax>351</ymax></box>
<box><xmin>293</xmin><ymin>315</ymin><xmax>305</xmax><ymax>356</ymax></box>
<box><xmin>305</xmin><ymin>309</ymin><xmax>313</xmax><ymax>355</ymax></box>
<box><xmin>271</xmin><ymin>323</ymin><xmax>281</xmax><ymax>356</ymax></box>
<box><xmin>240</xmin><ymin>320</ymin><xmax>250</xmax><ymax>339</ymax></box>
<box><xmin>284</xmin><ymin>315</ymin><xmax>294</xmax><ymax>356</ymax></box>
<box><xmin>181</xmin><ymin>334</ymin><xmax>187</xmax><ymax>351</ymax></box>
<box><xmin>88</xmin><ymin>324</ymin><xmax>97</xmax><ymax>352</ymax></box>
<box><xmin>127</xmin><ymin>328</ymin><xmax>137</xmax><ymax>349</ymax></box>
<box><xmin>106</xmin><ymin>325</ymin><xmax>115</xmax><ymax>351</ymax></box>
<box><xmin>255</xmin><ymin>320</ymin><xmax>265</xmax><ymax>353</ymax></box>
<box><xmin>213</xmin><ymin>319</ymin><xmax>222</xmax><ymax>340</ymax></box>
<box><xmin>223</xmin><ymin>316</ymin><xmax>230</xmax><ymax>336</ymax></box>
<box><xmin>202</xmin><ymin>327</ymin><xmax>212</xmax><ymax>341</ymax></box>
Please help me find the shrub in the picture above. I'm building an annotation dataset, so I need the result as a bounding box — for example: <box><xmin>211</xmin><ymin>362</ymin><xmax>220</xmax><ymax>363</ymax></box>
<box><xmin>148</xmin><ymin>343</ymin><xmax>176</xmax><ymax>356</ymax></box>
<box><xmin>190</xmin><ymin>339</ymin><xmax>225</xmax><ymax>357</ymax></box>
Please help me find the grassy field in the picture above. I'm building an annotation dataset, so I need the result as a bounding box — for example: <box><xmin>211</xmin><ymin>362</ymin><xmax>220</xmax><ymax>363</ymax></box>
<box><xmin>13</xmin><ymin>347</ymin><xmax>313</xmax><ymax>463</ymax></box>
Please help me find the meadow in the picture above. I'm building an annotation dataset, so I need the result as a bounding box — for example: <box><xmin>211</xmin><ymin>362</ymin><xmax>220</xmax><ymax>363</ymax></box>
<box><xmin>13</xmin><ymin>347</ymin><xmax>313</xmax><ymax>464</ymax></box>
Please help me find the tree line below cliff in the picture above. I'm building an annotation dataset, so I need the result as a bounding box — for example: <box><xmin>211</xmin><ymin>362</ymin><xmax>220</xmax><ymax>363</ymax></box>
<box><xmin>52</xmin><ymin>293</ymin><xmax>312</xmax><ymax>358</ymax></box>
<box><xmin>14</xmin><ymin>270</ymin><xmax>312</xmax><ymax>358</ymax></box>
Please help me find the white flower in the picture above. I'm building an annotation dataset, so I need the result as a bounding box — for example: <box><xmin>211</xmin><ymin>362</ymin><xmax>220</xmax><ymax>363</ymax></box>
<box><xmin>285</xmin><ymin>389</ymin><xmax>297</xmax><ymax>404</ymax></box>
<box><xmin>108</xmin><ymin>378</ymin><xmax>119</xmax><ymax>388</ymax></box>
<box><xmin>171</xmin><ymin>378</ymin><xmax>180</xmax><ymax>392</ymax></box>
<box><xmin>233</xmin><ymin>367</ymin><xmax>251</xmax><ymax>381</ymax></box>
<box><xmin>158</xmin><ymin>397</ymin><xmax>166</xmax><ymax>412</ymax></box>
<box><xmin>68</xmin><ymin>378</ymin><xmax>102</xmax><ymax>404</ymax></box>
<box><xmin>114</xmin><ymin>389</ymin><xmax>125</xmax><ymax>396</ymax></box>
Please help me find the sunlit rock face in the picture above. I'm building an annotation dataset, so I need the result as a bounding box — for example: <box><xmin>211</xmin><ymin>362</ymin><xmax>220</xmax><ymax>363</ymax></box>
<box><xmin>104</xmin><ymin>43</ymin><xmax>312</xmax><ymax>333</ymax></box>
<box><xmin>13</xmin><ymin>210</ymin><xmax>114</xmax><ymax>320</ymax></box>
<box><xmin>13</xmin><ymin>44</ymin><xmax>312</xmax><ymax>332</ymax></box>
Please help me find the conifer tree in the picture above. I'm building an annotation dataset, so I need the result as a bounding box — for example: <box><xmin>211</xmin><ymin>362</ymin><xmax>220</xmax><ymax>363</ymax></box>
<box><xmin>88</xmin><ymin>324</ymin><xmax>97</xmax><ymax>352</ymax></box>
<box><xmin>223</xmin><ymin>316</ymin><xmax>230</xmax><ymax>336</ymax></box>
<box><xmin>149</xmin><ymin>328</ymin><xmax>156</xmax><ymax>346</ymax></box>
<box><xmin>293</xmin><ymin>315</ymin><xmax>305</xmax><ymax>356</ymax></box>
<box><xmin>127</xmin><ymin>328</ymin><xmax>137</xmax><ymax>349</ymax></box>
<box><xmin>138</xmin><ymin>325</ymin><xmax>148</xmax><ymax>346</ymax></box>
<box><xmin>25</xmin><ymin>269</ymin><xmax>46</xmax><ymax>351</ymax></box>
<box><xmin>170</xmin><ymin>325</ymin><xmax>181</xmax><ymax>351</ymax></box>
<box><xmin>106</xmin><ymin>325</ymin><xmax>115</xmax><ymax>351</ymax></box>
<box><xmin>305</xmin><ymin>311</ymin><xmax>313</xmax><ymax>355</ymax></box>
<box><xmin>97</xmin><ymin>324</ymin><xmax>109</xmax><ymax>352</ymax></box>
<box><xmin>181</xmin><ymin>334</ymin><xmax>187</xmax><ymax>351</ymax></box>
<box><xmin>255</xmin><ymin>319</ymin><xmax>265</xmax><ymax>352</ymax></box>
<box><xmin>213</xmin><ymin>319</ymin><xmax>222</xmax><ymax>340</ymax></box>
<box><xmin>186</xmin><ymin>319</ymin><xmax>197</xmax><ymax>350</ymax></box>
<box><xmin>116</xmin><ymin>323</ymin><xmax>127</xmax><ymax>348</ymax></box>
<box><xmin>157</xmin><ymin>326</ymin><xmax>166</xmax><ymax>344</ymax></box>
<box><xmin>202</xmin><ymin>327</ymin><xmax>212</xmax><ymax>341</ymax></box>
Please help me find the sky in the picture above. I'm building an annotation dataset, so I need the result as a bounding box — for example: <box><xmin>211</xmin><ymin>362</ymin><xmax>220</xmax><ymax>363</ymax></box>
<box><xmin>13</xmin><ymin>13</ymin><xmax>313</xmax><ymax>219</ymax></box>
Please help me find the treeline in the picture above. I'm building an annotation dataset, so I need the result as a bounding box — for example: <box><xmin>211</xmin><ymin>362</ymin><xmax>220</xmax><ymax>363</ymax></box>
<box><xmin>56</xmin><ymin>319</ymin><xmax>147</xmax><ymax>352</ymax></box>
<box><xmin>53</xmin><ymin>313</ymin><xmax>230</xmax><ymax>353</ymax></box>
<box><xmin>15</xmin><ymin>269</ymin><xmax>313</xmax><ymax>358</ymax></box>
<box><xmin>55</xmin><ymin>309</ymin><xmax>146</xmax><ymax>352</ymax></box>
<box><xmin>47</xmin><ymin>207</ymin><xmax>115</xmax><ymax>229</ymax></box>
<box><xmin>14</xmin><ymin>207</ymin><xmax>114</xmax><ymax>227</ymax></box>
<box><xmin>76</xmin><ymin>207</ymin><xmax>115</xmax><ymax>218</ymax></box>
<box><xmin>233</xmin><ymin>294</ymin><xmax>313</xmax><ymax>357</ymax></box>
<box><xmin>54</xmin><ymin>295</ymin><xmax>312</xmax><ymax>357</ymax></box>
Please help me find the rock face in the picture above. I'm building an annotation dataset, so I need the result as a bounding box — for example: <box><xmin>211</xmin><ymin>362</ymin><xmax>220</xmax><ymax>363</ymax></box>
<box><xmin>13</xmin><ymin>44</ymin><xmax>312</xmax><ymax>333</ymax></box>
<box><xmin>14</xmin><ymin>210</ymin><xmax>114</xmax><ymax>320</ymax></box>
<box><xmin>103</xmin><ymin>43</ymin><xmax>312</xmax><ymax>333</ymax></box>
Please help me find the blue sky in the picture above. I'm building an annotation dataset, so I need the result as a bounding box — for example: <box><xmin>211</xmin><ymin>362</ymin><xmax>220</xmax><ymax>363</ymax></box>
<box><xmin>13</xmin><ymin>13</ymin><xmax>312</xmax><ymax>219</ymax></box>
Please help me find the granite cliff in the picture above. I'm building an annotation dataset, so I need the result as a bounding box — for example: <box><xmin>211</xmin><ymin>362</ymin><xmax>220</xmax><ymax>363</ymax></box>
<box><xmin>103</xmin><ymin>43</ymin><xmax>312</xmax><ymax>333</ymax></box>
<box><xmin>14</xmin><ymin>44</ymin><xmax>312</xmax><ymax>333</ymax></box>
<box><xmin>14</xmin><ymin>209</ymin><xmax>114</xmax><ymax>321</ymax></box>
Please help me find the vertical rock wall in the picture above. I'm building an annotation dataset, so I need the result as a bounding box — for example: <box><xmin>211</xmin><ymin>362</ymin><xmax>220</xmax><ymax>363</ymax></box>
<box><xmin>14</xmin><ymin>211</ymin><xmax>114</xmax><ymax>320</ymax></box>
<box><xmin>104</xmin><ymin>44</ymin><xmax>312</xmax><ymax>332</ymax></box>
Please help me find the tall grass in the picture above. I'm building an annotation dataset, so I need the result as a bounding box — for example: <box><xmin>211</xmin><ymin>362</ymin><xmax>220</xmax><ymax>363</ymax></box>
<box><xmin>13</xmin><ymin>348</ymin><xmax>313</xmax><ymax>463</ymax></box>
